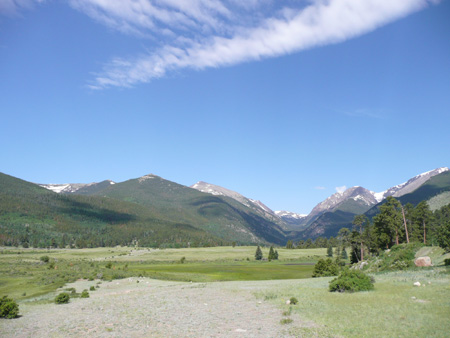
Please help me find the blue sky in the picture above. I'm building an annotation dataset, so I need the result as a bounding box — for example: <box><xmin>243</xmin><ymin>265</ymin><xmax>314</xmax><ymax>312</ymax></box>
<box><xmin>1</xmin><ymin>0</ymin><xmax>449</xmax><ymax>214</ymax></box>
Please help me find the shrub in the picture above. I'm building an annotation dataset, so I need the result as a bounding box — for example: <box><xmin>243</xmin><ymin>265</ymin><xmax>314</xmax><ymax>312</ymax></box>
<box><xmin>180</xmin><ymin>257</ymin><xmax>186</xmax><ymax>264</ymax></box>
<box><xmin>280</xmin><ymin>318</ymin><xmax>293</xmax><ymax>325</ymax></box>
<box><xmin>80</xmin><ymin>290</ymin><xmax>89</xmax><ymax>298</ymax></box>
<box><xmin>329</xmin><ymin>269</ymin><xmax>374</xmax><ymax>293</ymax></box>
<box><xmin>444</xmin><ymin>258</ymin><xmax>450</xmax><ymax>266</ymax></box>
<box><xmin>55</xmin><ymin>292</ymin><xmax>70</xmax><ymax>304</ymax></box>
<box><xmin>312</xmin><ymin>258</ymin><xmax>339</xmax><ymax>277</ymax></box>
<box><xmin>0</xmin><ymin>296</ymin><xmax>19</xmax><ymax>319</ymax></box>
<box><xmin>289</xmin><ymin>297</ymin><xmax>298</xmax><ymax>305</ymax></box>
<box><xmin>90</xmin><ymin>286</ymin><xmax>95</xmax><ymax>291</ymax></box>
<box><xmin>40</xmin><ymin>255</ymin><xmax>50</xmax><ymax>263</ymax></box>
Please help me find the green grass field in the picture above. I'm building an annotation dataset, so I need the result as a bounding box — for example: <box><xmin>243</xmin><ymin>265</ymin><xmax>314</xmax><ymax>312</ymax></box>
<box><xmin>0</xmin><ymin>246</ymin><xmax>326</xmax><ymax>299</ymax></box>
<box><xmin>255</xmin><ymin>268</ymin><xmax>450</xmax><ymax>337</ymax></box>
<box><xmin>1</xmin><ymin>246</ymin><xmax>449</xmax><ymax>337</ymax></box>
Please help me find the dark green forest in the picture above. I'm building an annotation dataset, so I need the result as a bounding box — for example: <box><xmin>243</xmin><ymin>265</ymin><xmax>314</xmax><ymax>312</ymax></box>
<box><xmin>0</xmin><ymin>173</ymin><xmax>224</xmax><ymax>248</ymax></box>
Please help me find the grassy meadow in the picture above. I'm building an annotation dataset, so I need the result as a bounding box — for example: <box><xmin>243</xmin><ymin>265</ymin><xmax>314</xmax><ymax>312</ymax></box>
<box><xmin>1</xmin><ymin>245</ymin><xmax>449</xmax><ymax>337</ymax></box>
<box><xmin>0</xmin><ymin>246</ymin><xmax>325</xmax><ymax>299</ymax></box>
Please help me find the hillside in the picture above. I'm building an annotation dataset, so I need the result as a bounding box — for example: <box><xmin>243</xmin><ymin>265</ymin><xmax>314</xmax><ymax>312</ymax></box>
<box><xmin>0</xmin><ymin>173</ymin><xmax>222</xmax><ymax>248</ymax></box>
<box><xmin>81</xmin><ymin>174</ymin><xmax>288</xmax><ymax>245</ymax></box>
<box><xmin>366</xmin><ymin>171</ymin><xmax>450</xmax><ymax>219</ymax></box>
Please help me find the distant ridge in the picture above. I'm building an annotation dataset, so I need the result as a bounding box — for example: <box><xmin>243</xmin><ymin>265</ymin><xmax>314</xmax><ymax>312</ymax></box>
<box><xmin>31</xmin><ymin>166</ymin><xmax>450</xmax><ymax>243</ymax></box>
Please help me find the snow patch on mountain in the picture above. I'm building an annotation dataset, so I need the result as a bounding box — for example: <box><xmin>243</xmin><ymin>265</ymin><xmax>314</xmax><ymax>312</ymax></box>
<box><xmin>275</xmin><ymin>211</ymin><xmax>307</xmax><ymax>219</ymax></box>
<box><xmin>190</xmin><ymin>181</ymin><xmax>278</xmax><ymax>218</ymax></box>
<box><xmin>40</xmin><ymin>180</ymin><xmax>116</xmax><ymax>194</ymax></box>
<box><xmin>374</xmin><ymin>167</ymin><xmax>449</xmax><ymax>200</ymax></box>
<box><xmin>138</xmin><ymin>174</ymin><xmax>158</xmax><ymax>183</ymax></box>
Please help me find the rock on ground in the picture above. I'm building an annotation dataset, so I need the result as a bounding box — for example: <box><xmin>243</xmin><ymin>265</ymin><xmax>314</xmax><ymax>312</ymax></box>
<box><xmin>414</xmin><ymin>256</ymin><xmax>432</xmax><ymax>267</ymax></box>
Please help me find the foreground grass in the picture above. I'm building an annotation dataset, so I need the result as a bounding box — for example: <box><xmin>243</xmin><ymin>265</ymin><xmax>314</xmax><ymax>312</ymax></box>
<box><xmin>0</xmin><ymin>246</ymin><xmax>323</xmax><ymax>299</ymax></box>
<box><xmin>253</xmin><ymin>267</ymin><xmax>450</xmax><ymax>337</ymax></box>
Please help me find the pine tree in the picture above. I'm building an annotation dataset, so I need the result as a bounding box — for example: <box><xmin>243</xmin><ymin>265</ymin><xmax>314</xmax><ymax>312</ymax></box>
<box><xmin>327</xmin><ymin>245</ymin><xmax>333</xmax><ymax>257</ymax></box>
<box><xmin>274</xmin><ymin>250</ymin><xmax>279</xmax><ymax>260</ymax></box>
<box><xmin>255</xmin><ymin>245</ymin><xmax>263</xmax><ymax>260</ymax></box>
<box><xmin>268</xmin><ymin>246</ymin><xmax>274</xmax><ymax>261</ymax></box>
<box><xmin>341</xmin><ymin>246</ymin><xmax>348</xmax><ymax>260</ymax></box>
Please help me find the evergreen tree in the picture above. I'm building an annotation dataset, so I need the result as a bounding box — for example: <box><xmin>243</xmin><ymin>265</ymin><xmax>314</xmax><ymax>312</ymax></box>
<box><xmin>327</xmin><ymin>245</ymin><xmax>333</xmax><ymax>257</ymax></box>
<box><xmin>274</xmin><ymin>249</ymin><xmax>279</xmax><ymax>260</ymax></box>
<box><xmin>286</xmin><ymin>240</ymin><xmax>294</xmax><ymax>249</ymax></box>
<box><xmin>341</xmin><ymin>246</ymin><xmax>348</xmax><ymax>260</ymax></box>
<box><xmin>373</xmin><ymin>196</ymin><xmax>404</xmax><ymax>249</ymax></box>
<box><xmin>268</xmin><ymin>246</ymin><xmax>274</xmax><ymax>261</ymax></box>
<box><xmin>413</xmin><ymin>201</ymin><xmax>432</xmax><ymax>244</ymax></box>
<box><xmin>338</xmin><ymin>228</ymin><xmax>351</xmax><ymax>247</ymax></box>
<box><xmin>352</xmin><ymin>214</ymin><xmax>369</xmax><ymax>261</ymax></box>
<box><xmin>255</xmin><ymin>245</ymin><xmax>263</xmax><ymax>260</ymax></box>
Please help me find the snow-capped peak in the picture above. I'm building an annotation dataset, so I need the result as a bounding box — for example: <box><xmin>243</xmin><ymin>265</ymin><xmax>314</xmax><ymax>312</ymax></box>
<box><xmin>275</xmin><ymin>211</ymin><xmax>307</xmax><ymax>219</ymax></box>
<box><xmin>374</xmin><ymin>167</ymin><xmax>449</xmax><ymax>201</ymax></box>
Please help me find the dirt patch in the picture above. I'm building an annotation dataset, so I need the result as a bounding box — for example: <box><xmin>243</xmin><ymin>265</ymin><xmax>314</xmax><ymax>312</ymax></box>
<box><xmin>1</xmin><ymin>278</ymin><xmax>315</xmax><ymax>337</ymax></box>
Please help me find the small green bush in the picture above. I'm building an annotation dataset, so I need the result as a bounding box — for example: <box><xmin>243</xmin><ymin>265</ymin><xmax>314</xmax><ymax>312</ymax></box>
<box><xmin>0</xmin><ymin>296</ymin><xmax>19</xmax><ymax>319</ymax></box>
<box><xmin>289</xmin><ymin>297</ymin><xmax>298</xmax><ymax>305</ymax></box>
<box><xmin>280</xmin><ymin>318</ymin><xmax>293</xmax><ymax>325</ymax></box>
<box><xmin>89</xmin><ymin>286</ymin><xmax>95</xmax><ymax>291</ymax></box>
<box><xmin>444</xmin><ymin>258</ymin><xmax>450</xmax><ymax>266</ymax></box>
<box><xmin>312</xmin><ymin>258</ymin><xmax>339</xmax><ymax>277</ymax></box>
<box><xmin>329</xmin><ymin>269</ymin><xmax>375</xmax><ymax>293</ymax></box>
<box><xmin>55</xmin><ymin>292</ymin><xmax>70</xmax><ymax>304</ymax></box>
<box><xmin>80</xmin><ymin>290</ymin><xmax>89</xmax><ymax>298</ymax></box>
<box><xmin>40</xmin><ymin>255</ymin><xmax>50</xmax><ymax>263</ymax></box>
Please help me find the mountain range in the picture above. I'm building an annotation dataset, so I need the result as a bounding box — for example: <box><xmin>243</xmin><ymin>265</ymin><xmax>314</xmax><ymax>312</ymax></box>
<box><xmin>1</xmin><ymin>167</ymin><xmax>449</xmax><ymax>247</ymax></box>
<box><xmin>35</xmin><ymin>166</ymin><xmax>450</xmax><ymax>239</ymax></box>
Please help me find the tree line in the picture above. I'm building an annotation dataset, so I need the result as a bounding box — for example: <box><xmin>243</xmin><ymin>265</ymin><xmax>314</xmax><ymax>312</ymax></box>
<box><xmin>340</xmin><ymin>197</ymin><xmax>449</xmax><ymax>263</ymax></box>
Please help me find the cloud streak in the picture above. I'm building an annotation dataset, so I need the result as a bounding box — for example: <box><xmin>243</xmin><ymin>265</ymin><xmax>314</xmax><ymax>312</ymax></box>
<box><xmin>57</xmin><ymin>0</ymin><xmax>442</xmax><ymax>89</ymax></box>
<box><xmin>0</xmin><ymin>0</ymin><xmax>44</xmax><ymax>16</ymax></box>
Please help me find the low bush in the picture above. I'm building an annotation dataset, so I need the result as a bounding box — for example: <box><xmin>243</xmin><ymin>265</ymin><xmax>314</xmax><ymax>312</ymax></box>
<box><xmin>312</xmin><ymin>258</ymin><xmax>339</xmax><ymax>277</ymax></box>
<box><xmin>40</xmin><ymin>255</ymin><xmax>49</xmax><ymax>263</ymax></box>
<box><xmin>289</xmin><ymin>297</ymin><xmax>298</xmax><ymax>305</ymax></box>
<box><xmin>89</xmin><ymin>286</ymin><xmax>95</xmax><ymax>291</ymax></box>
<box><xmin>444</xmin><ymin>258</ymin><xmax>450</xmax><ymax>266</ymax></box>
<box><xmin>329</xmin><ymin>269</ymin><xmax>374</xmax><ymax>293</ymax></box>
<box><xmin>80</xmin><ymin>290</ymin><xmax>89</xmax><ymax>298</ymax></box>
<box><xmin>0</xmin><ymin>296</ymin><xmax>19</xmax><ymax>319</ymax></box>
<box><xmin>55</xmin><ymin>292</ymin><xmax>70</xmax><ymax>304</ymax></box>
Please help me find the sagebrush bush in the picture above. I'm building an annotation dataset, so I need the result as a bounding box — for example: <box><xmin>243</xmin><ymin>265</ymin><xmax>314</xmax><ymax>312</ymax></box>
<box><xmin>90</xmin><ymin>286</ymin><xmax>95</xmax><ymax>291</ymax></box>
<box><xmin>80</xmin><ymin>290</ymin><xmax>89</xmax><ymax>298</ymax></box>
<box><xmin>0</xmin><ymin>296</ymin><xmax>19</xmax><ymax>319</ymax></box>
<box><xmin>55</xmin><ymin>292</ymin><xmax>70</xmax><ymax>304</ymax></box>
<box><xmin>329</xmin><ymin>269</ymin><xmax>374</xmax><ymax>293</ymax></box>
<box><xmin>312</xmin><ymin>258</ymin><xmax>339</xmax><ymax>277</ymax></box>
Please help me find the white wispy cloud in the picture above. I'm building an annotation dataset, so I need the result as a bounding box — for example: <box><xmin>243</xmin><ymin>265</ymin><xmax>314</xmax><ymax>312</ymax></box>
<box><xmin>82</xmin><ymin>0</ymin><xmax>439</xmax><ymax>89</ymax></box>
<box><xmin>335</xmin><ymin>185</ymin><xmax>347</xmax><ymax>194</ymax></box>
<box><xmin>5</xmin><ymin>0</ymin><xmax>439</xmax><ymax>88</ymax></box>
<box><xmin>314</xmin><ymin>186</ymin><xmax>326</xmax><ymax>190</ymax></box>
<box><xmin>0</xmin><ymin>0</ymin><xmax>44</xmax><ymax>16</ymax></box>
